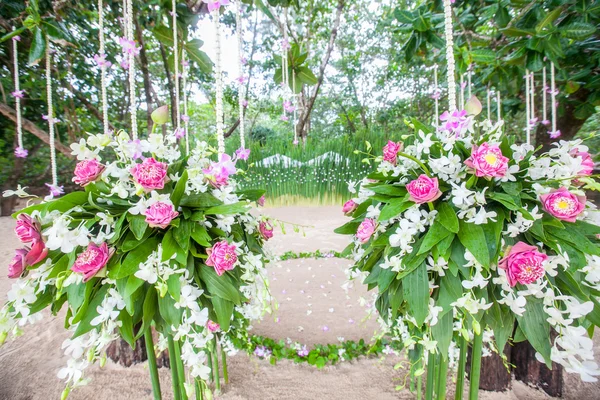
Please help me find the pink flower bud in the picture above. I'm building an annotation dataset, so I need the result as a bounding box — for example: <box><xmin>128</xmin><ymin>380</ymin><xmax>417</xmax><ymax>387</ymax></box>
<box><xmin>356</xmin><ymin>218</ymin><xmax>376</xmax><ymax>244</ymax></box>
<box><xmin>406</xmin><ymin>175</ymin><xmax>442</xmax><ymax>204</ymax></box>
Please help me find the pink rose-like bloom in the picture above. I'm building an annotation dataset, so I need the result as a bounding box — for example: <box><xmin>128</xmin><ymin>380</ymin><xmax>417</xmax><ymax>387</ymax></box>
<box><xmin>203</xmin><ymin>154</ymin><xmax>236</xmax><ymax>188</ymax></box>
<box><xmin>498</xmin><ymin>242</ymin><xmax>547</xmax><ymax>287</ymax></box>
<box><xmin>144</xmin><ymin>202</ymin><xmax>179</xmax><ymax>229</ymax></box>
<box><xmin>571</xmin><ymin>149</ymin><xmax>594</xmax><ymax>177</ymax></box>
<box><xmin>540</xmin><ymin>187</ymin><xmax>586</xmax><ymax>223</ymax></box>
<box><xmin>206</xmin><ymin>241</ymin><xmax>237</xmax><ymax>276</ymax></box>
<box><xmin>71</xmin><ymin>242</ymin><xmax>113</xmax><ymax>282</ymax></box>
<box><xmin>8</xmin><ymin>249</ymin><xmax>27</xmax><ymax>279</ymax></box>
<box><xmin>207</xmin><ymin>320</ymin><xmax>220</xmax><ymax>332</ymax></box>
<box><xmin>131</xmin><ymin>157</ymin><xmax>168</xmax><ymax>190</ymax></box>
<box><xmin>342</xmin><ymin>199</ymin><xmax>358</xmax><ymax>215</ymax></box>
<box><xmin>406</xmin><ymin>175</ymin><xmax>442</xmax><ymax>204</ymax></box>
<box><xmin>257</xmin><ymin>195</ymin><xmax>265</xmax><ymax>207</ymax></box>
<box><xmin>464</xmin><ymin>142</ymin><xmax>509</xmax><ymax>178</ymax></box>
<box><xmin>235</xmin><ymin>148</ymin><xmax>251</xmax><ymax>161</ymax></box>
<box><xmin>14</xmin><ymin>147</ymin><xmax>28</xmax><ymax>158</ymax></box>
<box><xmin>14</xmin><ymin>214</ymin><xmax>42</xmax><ymax>244</ymax></box>
<box><xmin>356</xmin><ymin>218</ymin><xmax>376</xmax><ymax>244</ymax></box>
<box><xmin>73</xmin><ymin>159</ymin><xmax>105</xmax><ymax>186</ymax></box>
<box><xmin>259</xmin><ymin>221</ymin><xmax>274</xmax><ymax>241</ymax></box>
<box><xmin>25</xmin><ymin>241</ymin><xmax>48</xmax><ymax>266</ymax></box>
<box><xmin>439</xmin><ymin>109</ymin><xmax>470</xmax><ymax>137</ymax></box>
<box><xmin>382</xmin><ymin>141</ymin><xmax>403</xmax><ymax>165</ymax></box>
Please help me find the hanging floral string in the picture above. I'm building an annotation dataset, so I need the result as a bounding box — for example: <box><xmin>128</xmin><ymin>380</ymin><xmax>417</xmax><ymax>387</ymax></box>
<box><xmin>182</xmin><ymin>50</ymin><xmax>190</xmax><ymax>155</ymax></box>
<box><xmin>126</xmin><ymin>0</ymin><xmax>138</xmax><ymax>138</ymax></box>
<box><xmin>496</xmin><ymin>91</ymin><xmax>501</xmax><ymax>121</ymax></box>
<box><xmin>525</xmin><ymin>69</ymin><xmax>531</xmax><ymax>145</ymax></box>
<box><xmin>443</xmin><ymin>0</ymin><xmax>456</xmax><ymax>111</ymax></box>
<box><xmin>213</xmin><ymin>9</ymin><xmax>225</xmax><ymax>155</ymax></box>
<box><xmin>172</xmin><ymin>0</ymin><xmax>182</xmax><ymax>143</ymax></box>
<box><xmin>292</xmin><ymin>70</ymin><xmax>298</xmax><ymax>145</ymax></box>
<box><xmin>467</xmin><ymin>64</ymin><xmax>472</xmax><ymax>99</ymax></box>
<box><xmin>235</xmin><ymin>0</ymin><xmax>247</xmax><ymax>151</ymax></box>
<box><xmin>542</xmin><ymin>65</ymin><xmax>548</xmax><ymax>125</ymax></box>
<box><xmin>432</xmin><ymin>64</ymin><xmax>439</xmax><ymax>124</ymax></box>
<box><xmin>550</xmin><ymin>62</ymin><xmax>559</xmax><ymax>138</ymax></box>
<box><xmin>281</xmin><ymin>8</ymin><xmax>291</xmax><ymax>125</ymax></box>
<box><xmin>12</xmin><ymin>32</ymin><xmax>26</xmax><ymax>158</ymax></box>
<box><xmin>98</xmin><ymin>0</ymin><xmax>110</xmax><ymax>135</ymax></box>
<box><xmin>530</xmin><ymin>72</ymin><xmax>537</xmax><ymax>128</ymax></box>
<box><xmin>46</xmin><ymin>45</ymin><xmax>62</xmax><ymax>198</ymax></box>
<box><xmin>459</xmin><ymin>73</ymin><xmax>464</xmax><ymax>109</ymax></box>
<box><xmin>486</xmin><ymin>88</ymin><xmax>491</xmax><ymax>121</ymax></box>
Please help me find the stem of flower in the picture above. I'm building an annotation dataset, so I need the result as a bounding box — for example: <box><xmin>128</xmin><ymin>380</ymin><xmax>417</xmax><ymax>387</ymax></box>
<box><xmin>212</xmin><ymin>337</ymin><xmax>221</xmax><ymax>393</ymax></box>
<box><xmin>221</xmin><ymin>345</ymin><xmax>229</xmax><ymax>384</ymax></box>
<box><xmin>195</xmin><ymin>379</ymin><xmax>204</xmax><ymax>400</ymax></box>
<box><xmin>398</xmin><ymin>152</ymin><xmax>431</xmax><ymax>175</ymax></box>
<box><xmin>144</xmin><ymin>327</ymin><xmax>162</xmax><ymax>400</ymax></box>
<box><xmin>173</xmin><ymin>338</ymin><xmax>188</xmax><ymax>400</ymax></box>
<box><xmin>167</xmin><ymin>334</ymin><xmax>182</xmax><ymax>400</ymax></box>
<box><xmin>436</xmin><ymin>354</ymin><xmax>448</xmax><ymax>400</ymax></box>
<box><xmin>425</xmin><ymin>351</ymin><xmax>435</xmax><ymax>400</ymax></box>
<box><xmin>417</xmin><ymin>374</ymin><xmax>422</xmax><ymax>400</ymax></box>
<box><xmin>469</xmin><ymin>331</ymin><xmax>484</xmax><ymax>400</ymax></box>
<box><xmin>455</xmin><ymin>336</ymin><xmax>468</xmax><ymax>400</ymax></box>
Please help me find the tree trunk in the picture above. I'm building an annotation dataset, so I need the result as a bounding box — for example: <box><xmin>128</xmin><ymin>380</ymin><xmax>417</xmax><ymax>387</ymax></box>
<box><xmin>106</xmin><ymin>328</ymin><xmax>170</xmax><ymax>368</ymax></box>
<box><xmin>478</xmin><ymin>344</ymin><xmax>512</xmax><ymax>391</ymax></box>
<box><xmin>512</xmin><ymin>337</ymin><xmax>563</xmax><ymax>397</ymax></box>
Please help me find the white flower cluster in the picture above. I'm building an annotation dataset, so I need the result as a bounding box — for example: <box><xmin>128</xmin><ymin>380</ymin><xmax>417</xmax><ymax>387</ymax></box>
<box><xmin>388</xmin><ymin>206</ymin><xmax>437</xmax><ymax>256</ymax></box>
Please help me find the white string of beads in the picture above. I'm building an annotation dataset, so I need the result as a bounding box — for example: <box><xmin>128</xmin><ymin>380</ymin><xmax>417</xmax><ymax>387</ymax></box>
<box><xmin>98</xmin><ymin>0</ymin><xmax>109</xmax><ymax>135</ymax></box>
<box><xmin>433</xmin><ymin>64</ymin><xmax>439</xmax><ymax>122</ymax></box>
<box><xmin>12</xmin><ymin>31</ymin><xmax>24</xmax><ymax>153</ymax></box>
<box><xmin>213</xmin><ymin>9</ymin><xmax>225</xmax><ymax>155</ymax></box>
<box><xmin>46</xmin><ymin>46</ymin><xmax>58</xmax><ymax>187</ymax></box>
<box><xmin>236</xmin><ymin>0</ymin><xmax>246</xmax><ymax>150</ymax></box>
<box><xmin>126</xmin><ymin>0</ymin><xmax>137</xmax><ymax>139</ymax></box>
<box><xmin>525</xmin><ymin>69</ymin><xmax>531</xmax><ymax>145</ymax></box>
<box><xmin>542</xmin><ymin>66</ymin><xmax>547</xmax><ymax>123</ymax></box>
<box><xmin>496</xmin><ymin>91</ymin><xmax>501</xmax><ymax>121</ymax></box>
<box><xmin>443</xmin><ymin>0</ymin><xmax>456</xmax><ymax>111</ymax></box>
<box><xmin>486</xmin><ymin>88</ymin><xmax>490</xmax><ymax>121</ymax></box>
<box><xmin>182</xmin><ymin>49</ymin><xmax>189</xmax><ymax>155</ymax></box>
<box><xmin>551</xmin><ymin>62</ymin><xmax>557</xmax><ymax>135</ymax></box>
<box><xmin>172</xmin><ymin>0</ymin><xmax>181</xmax><ymax>137</ymax></box>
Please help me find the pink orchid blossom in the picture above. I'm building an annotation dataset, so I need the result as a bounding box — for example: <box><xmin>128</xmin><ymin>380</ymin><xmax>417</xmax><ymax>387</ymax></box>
<box><xmin>11</xmin><ymin>90</ymin><xmax>24</xmax><ymax>99</ymax></box>
<box><xmin>439</xmin><ymin>109</ymin><xmax>471</xmax><ymax>137</ymax></box>
<box><xmin>207</xmin><ymin>320</ymin><xmax>220</xmax><ymax>332</ymax></box>
<box><xmin>12</xmin><ymin>35</ymin><xmax>21</xmax><ymax>42</ymax></box>
<box><xmin>498</xmin><ymin>242</ymin><xmax>547</xmax><ymax>287</ymax></box>
<box><xmin>118</xmin><ymin>37</ymin><xmax>141</xmax><ymax>56</ymax></box>
<box><xmin>8</xmin><ymin>249</ymin><xmax>27</xmax><ymax>279</ymax></box>
<box><xmin>235</xmin><ymin>148</ymin><xmax>250</xmax><ymax>161</ymax></box>
<box><xmin>45</xmin><ymin>183</ymin><xmax>64</xmax><ymax>198</ymax></box>
<box><xmin>283</xmin><ymin>100</ymin><xmax>296</xmax><ymax>113</ymax></box>
<box><xmin>259</xmin><ymin>221</ymin><xmax>274</xmax><ymax>241</ymax></box>
<box><xmin>206</xmin><ymin>241</ymin><xmax>237</xmax><ymax>276</ymax></box>
<box><xmin>14</xmin><ymin>147</ymin><xmax>28</xmax><ymax>158</ymax></box>
<box><xmin>203</xmin><ymin>0</ymin><xmax>230</xmax><ymax>12</ymax></box>
<box><xmin>181</xmin><ymin>115</ymin><xmax>190</xmax><ymax>123</ymax></box>
<box><xmin>203</xmin><ymin>154</ymin><xmax>236</xmax><ymax>188</ymax></box>
<box><xmin>549</xmin><ymin>130</ymin><xmax>561</xmax><ymax>139</ymax></box>
<box><xmin>571</xmin><ymin>149</ymin><xmax>595</xmax><ymax>177</ymax></box>
<box><xmin>93</xmin><ymin>54</ymin><xmax>112</xmax><ymax>68</ymax></box>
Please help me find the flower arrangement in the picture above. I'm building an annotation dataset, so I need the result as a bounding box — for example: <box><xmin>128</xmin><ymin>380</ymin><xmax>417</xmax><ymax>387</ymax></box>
<box><xmin>336</xmin><ymin>100</ymin><xmax>600</xmax><ymax>398</ymax></box>
<box><xmin>1</xmin><ymin>128</ymin><xmax>272</xmax><ymax>399</ymax></box>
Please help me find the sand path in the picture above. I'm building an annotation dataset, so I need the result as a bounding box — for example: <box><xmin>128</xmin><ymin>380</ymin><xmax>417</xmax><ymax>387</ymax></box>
<box><xmin>0</xmin><ymin>206</ymin><xmax>598</xmax><ymax>399</ymax></box>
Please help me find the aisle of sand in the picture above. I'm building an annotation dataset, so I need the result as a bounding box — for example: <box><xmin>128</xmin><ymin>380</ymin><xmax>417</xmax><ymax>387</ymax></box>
<box><xmin>0</xmin><ymin>206</ymin><xmax>598</xmax><ymax>399</ymax></box>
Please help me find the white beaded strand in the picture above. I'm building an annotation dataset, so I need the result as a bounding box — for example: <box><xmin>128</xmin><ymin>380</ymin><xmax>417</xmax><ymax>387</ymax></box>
<box><xmin>182</xmin><ymin>49</ymin><xmax>189</xmax><ymax>155</ymax></box>
<box><xmin>12</xmin><ymin>30</ymin><xmax>24</xmax><ymax>155</ymax></box>
<box><xmin>433</xmin><ymin>64</ymin><xmax>439</xmax><ymax>122</ymax></box>
<box><xmin>460</xmin><ymin>73</ymin><xmax>464</xmax><ymax>109</ymax></box>
<box><xmin>46</xmin><ymin>46</ymin><xmax>58</xmax><ymax>187</ymax></box>
<box><xmin>551</xmin><ymin>61</ymin><xmax>557</xmax><ymax>136</ymax></box>
<box><xmin>467</xmin><ymin>64</ymin><xmax>472</xmax><ymax>99</ymax></box>
<box><xmin>172</xmin><ymin>0</ymin><xmax>181</xmax><ymax>138</ymax></box>
<box><xmin>486</xmin><ymin>88</ymin><xmax>491</xmax><ymax>121</ymax></box>
<box><xmin>126</xmin><ymin>0</ymin><xmax>137</xmax><ymax>138</ymax></box>
<box><xmin>525</xmin><ymin>69</ymin><xmax>531</xmax><ymax>145</ymax></box>
<box><xmin>530</xmin><ymin>71</ymin><xmax>536</xmax><ymax>126</ymax></box>
<box><xmin>542</xmin><ymin>65</ymin><xmax>547</xmax><ymax>124</ymax></box>
<box><xmin>213</xmin><ymin>9</ymin><xmax>225</xmax><ymax>155</ymax></box>
<box><xmin>236</xmin><ymin>0</ymin><xmax>246</xmax><ymax>150</ymax></box>
<box><xmin>443</xmin><ymin>0</ymin><xmax>457</xmax><ymax>111</ymax></box>
<box><xmin>496</xmin><ymin>91</ymin><xmax>501</xmax><ymax>122</ymax></box>
<box><xmin>98</xmin><ymin>0</ymin><xmax>109</xmax><ymax>135</ymax></box>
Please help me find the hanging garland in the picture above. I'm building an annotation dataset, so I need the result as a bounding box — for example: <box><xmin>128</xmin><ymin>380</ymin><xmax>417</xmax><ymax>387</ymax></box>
<box><xmin>213</xmin><ymin>9</ymin><xmax>225</xmax><ymax>155</ymax></box>
<box><xmin>126</xmin><ymin>0</ymin><xmax>138</xmax><ymax>138</ymax></box>
<box><xmin>525</xmin><ymin>69</ymin><xmax>531</xmax><ymax>145</ymax></box>
<box><xmin>550</xmin><ymin>62</ymin><xmax>559</xmax><ymax>138</ymax></box>
<box><xmin>98</xmin><ymin>0</ymin><xmax>110</xmax><ymax>135</ymax></box>
<box><xmin>235</xmin><ymin>0</ymin><xmax>247</xmax><ymax>151</ymax></box>
<box><xmin>443</xmin><ymin>0</ymin><xmax>456</xmax><ymax>111</ymax></box>
<box><xmin>172</xmin><ymin>0</ymin><xmax>182</xmax><ymax>143</ymax></box>
<box><xmin>45</xmin><ymin>45</ymin><xmax>62</xmax><ymax>198</ymax></box>
<box><xmin>11</xmin><ymin>32</ymin><xmax>27</xmax><ymax>158</ymax></box>
<box><xmin>182</xmin><ymin>49</ymin><xmax>190</xmax><ymax>155</ymax></box>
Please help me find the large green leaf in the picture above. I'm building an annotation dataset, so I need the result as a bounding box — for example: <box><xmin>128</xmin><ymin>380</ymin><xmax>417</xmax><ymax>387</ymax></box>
<box><xmin>204</xmin><ymin>202</ymin><xmax>249</xmax><ymax>215</ymax></box>
<box><xmin>28</xmin><ymin>26</ymin><xmax>46</xmax><ymax>66</ymax></box>
<box><xmin>110</xmin><ymin>237</ymin><xmax>160</xmax><ymax>279</ymax></box>
<box><xmin>403</xmin><ymin>262</ymin><xmax>429</xmax><ymax>326</ymax></box>
<box><xmin>212</xmin><ymin>296</ymin><xmax>234</xmax><ymax>331</ymax></box>
<box><xmin>535</xmin><ymin>7</ymin><xmax>563</xmax><ymax>33</ymax></box>
<box><xmin>457</xmin><ymin>220</ymin><xmax>490</xmax><ymax>268</ymax></box>
<box><xmin>432</xmin><ymin>311</ymin><xmax>453</xmax><ymax>360</ymax></box>
<box><xmin>296</xmin><ymin>66</ymin><xmax>318</xmax><ymax>86</ymax></box>
<box><xmin>152</xmin><ymin>25</ymin><xmax>173</xmax><ymax>46</ymax></box>
<box><xmin>470</xmin><ymin>49</ymin><xmax>496</xmax><ymax>64</ymax></box>
<box><xmin>73</xmin><ymin>286</ymin><xmax>109</xmax><ymax>338</ymax></box>
<box><xmin>437</xmin><ymin>202</ymin><xmax>459</xmax><ymax>233</ymax></box>
<box><xmin>171</xmin><ymin>170</ymin><xmax>188</xmax><ymax>208</ymax></box>
<box><xmin>379</xmin><ymin>197</ymin><xmax>412</xmax><ymax>221</ymax></box>
<box><xmin>560</xmin><ymin>22</ymin><xmax>596</xmax><ymax>40</ymax></box>
<box><xmin>199</xmin><ymin>266</ymin><xmax>241</xmax><ymax>304</ymax></box>
<box><xmin>185</xmin><ymin>43</ymin><xmax>214</xmax><ymax>74</ymax></box>
<box><xmin>418</xmin><ymin>222</ymin><xmax>451</xmax><ymax>255</ymax></box>
<box><xmin>516</xmin><ymin>298</ymin><xmax>552</xmax><ymax>368</ymax></box>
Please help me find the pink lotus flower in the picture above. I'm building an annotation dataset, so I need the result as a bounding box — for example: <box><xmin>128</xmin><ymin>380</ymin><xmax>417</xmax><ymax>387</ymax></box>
<box><xmin>439</xmin><ymin>109</ymin><xmax>470</xmax><ymax>137</ymax></box>
<box><xmin>203</xmin><ymin>0</ymin><xmax>230</xmax><ymax>12</ymax></box>
<box><xmin>8</xmin><ymin>249</ymin><xmax>27</xmax><ymax>279</ymax></box>
<box><xmin>571</xmin><ymin>149</ymin><xmax>594</xmax><ymax>176</ymax></box>
<box><xmin>464</xmin><ymin>142</ymin><xmax>509</xmax><ymax>178</ymax></box>
<box><xmin>14</xmin><ymin>214</ymin><xmax>42</xmax><ymax>244</ymax></box>
<box><xmin>259</xmin><ymin>221</ymin><xmax>274</xmax><ymax>241</ymax></box>
<box><xmin>11</xmin><ymin>90</ymin><xmax>24</xmax><ymax>99</ymax></box>
<box><xmin>257</xmin><ymin>195</ymin><xmax>265</xmax><ymax>207</ymax></box>
<box><xmin>71</xmin><ymin>242</ymin><xmax>113</xmax><ymax>282</ymax></box>
<box><xmin>73</xmin><ymin>159</ymin><xmax>105</xmax><ymax>186</ymax></box>
<box><xmin>144</xmin><ymin>202</ymin><xmax>179</xmax><ymax>229</ymax></box>
<box><xmin>406</xmin><ymin>175</ymin><xmax>442</xmax><ymax>204</ymax></box>
<box><xmin>131</xmin><ymin>158</ymin><xmax>168</xmax><ymax>190</ymax></box>
<box><xmin>342</xmin><ymin>199</ymin><xmax>358</xmax><ymax>215</ymax></box>
<box><xmin>382</xmin><ymin>141</ymin><xmax>403</xmax><ymax>165</ymax></box>
<box><xmin>235</xmin><ymin>148</ymin><xmax>251</xmax><ymax>161</ymax></box>
<box><xmin>540</xmin><ymin>187</ymin><xmax>586</xmax><ymax>223</ymax></box>
<box><xmin>207</xmin><ymin>320</ymin><xmax>220</xmax><ymax>332</ymax></box>
<box><xmin>498</xmin><ymin>242</ymin><xmax>547</xmax><ymax>287</ymax></box>
<box><xmin>206</xmin><ymin>241</ymin><xmax>237</xmax><ymax>276</ymax></box>
<box><xmin>203</xmin><ymin>154</ymin><xmax>236</xmax><ymax>188</ymax></box>
<box><xmin>356</xmin><ymin>218</ymin><xmax>376</xmax><ymax>244</ymax></box>
<box><xmin>25</xmin><ymin>241</ymin><xmax>48</xmax><ymax>266</ymax></box>
<box><xmin>14</xmin><ymin>147</ymin><xmax>28</xmax><ymax>158</ymax></box>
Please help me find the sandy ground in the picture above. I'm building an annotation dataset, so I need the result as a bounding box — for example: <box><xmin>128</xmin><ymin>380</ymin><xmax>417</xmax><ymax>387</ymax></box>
<box><xmin>0</xmin><ymin>206</ymin><xmax>599</xmax><ymax>399</ymax></box>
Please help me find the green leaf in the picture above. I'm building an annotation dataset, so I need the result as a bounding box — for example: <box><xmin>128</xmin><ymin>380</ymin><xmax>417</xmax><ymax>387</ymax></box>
<box><xmin>438</xmin><ymin>273</ymin><xmax>462</xmax><ymax>315</ymax></box>
<box><xmin>158</xmin><ymin>293</ymin><xmax>182</xmax><ymax>327</ymax></box>
<box><xmin>137</xmin><ymin>287</ymin><xmax>157</xmax><ymax>339</ymax></box>
<box><xmin>389</xmin><ymin>280</ymin><xmax>403</xmax><ymax>319</ymax></box>
<box><xmin>119</xmin><ymin>309</ymin><xmax>135</xmax><ymax>348</ymax></box>
<box><xmin>185</xmin><ymin>43</ymin><xmax>214</xmax><ymax>74</ymax></box>
<box><xmin>432</xmin><ymin>311</ymin><xmax>453</xmax><ymax>360</ymax></box>
<box><xmin>152</xmin><ymin>25</ymin><xmax>173</xmax><ymax>46</ymax></box>
<box><xmin>418</xmin><ymin>222</ymin><xmax>451</xmax><ymax>255</ymax></box>
<box><xmin>162</xmin><ymin>230</ymin><xmax>186</xmax><ymax>265</ymax></box>
<box><xmin>110</xmin><ymin>237</ymin><xmax>160</xmax><ymax>279</ymax></box>
<box><xmin>394</xmin><ymin>9</ymin><xmax>415</xmax><ymax>24</ymax></box>
<box><xmin>334</xmin><ymin>219</ymin><xmax>362</xmax><ymax>235</ymax></box>
<box><xmin>457</xmin><ymin>220</ymin><xmax>490</xmax><ymax>268</ymax></box>
<box><xmin>212</xmin><ymin>296</ymin><xmax>234</xmax><ymax>331</ymax></box>
<box><xmin>237</xmin><ymin>189</ymin><xmax>266</xmax><ymax>202</ymax></box>
<box><xmin>403</xmin><ymin>263</ymin><xmax>429</xmax><ymax>326</ymax></box>
<box><xmin>379</xmin><ymin>196</ymin><xmax>412</xmax><ymax>221</ymax></box>
<box><xmin>73</xmin><ymin>286</ymin><xmax>109</xmax><ymax>338</ymax></box>
<box><xmin>437</xmin><ymin>202</ymin><xmax>459</xmax><ymax>233</ymax></box>
<box><xmin>470</xmin><ymin>49</ymin><xmax>496</xmax><ymax>64</ymax></box>
<box><xmin>501</xmin><ymin>27</ymin><xmax>535</xmax><ymax>37</ymax></box>
<box><xmin>167</xmin><ymin>274</ymin><xmax>181</xmax><ymax>302</ymax></box>
<box><xmin>180</xmin><ymin>192</ymin><xmax>222</xmax><ymax>208</ymax></box>
<box><xmin>296</xmin><ymin>66</ymin><xmax>318</xmax><ymax>86</ymax></box>
<box><xmin>535</xmin><ymin>7</ymin><xmax>563</xmax><ymax>33</ymax></box>
<box><xmin>127</xmin><ymin>214</ymin><xmax>148</xmax><ymax>240</ymax></box>
<box><xmin>488</xmin><ymin>192</ymin><xmax>520</xmax><ymax>210</ymax></box>
<box><xmin>171</xmin><ymin>170</ymin><xmax>188</xmax><ymax>208</ymax></box>
<box><xmin>516</xmin><ymin>298</ymin><xmax>552</xmax><ymax>368</ymax></box>
<box><xmin>560</xmin><ymin>22</ymin><xmax>596</xmax><ymax>40</ymax></box>
<box><xmin>368</xmin><ymin>184</ymin><xmax>407</xmax><ymax>197</ymax></box>
<box><xmin>28</xmin><ymin>26</ymin><xmax>46</xmax><ymax>66</ymax></box>
<box><xmin>204</xmin><ymin>202</ymin><xmax>249</xmax><ymax>215</ymax></box>
<box><xmin>191</xmin><ymin>224</ymin><xmax>212</xmax><ymax>247</ymax></box>
<box><xmin>199</xmin><ymin>266</ymin><xmax>241</xmax><ymax>304</ymax></box>
<box><xmin>173</xmin><ymin>219</ymin><xmax>192</xmax><ymax>252</ymax></box>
